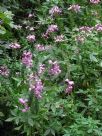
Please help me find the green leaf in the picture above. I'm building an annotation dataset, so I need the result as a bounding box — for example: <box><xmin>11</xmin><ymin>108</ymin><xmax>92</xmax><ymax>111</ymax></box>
<box><xmin>14</xmin><ymin>125</ymin><xmax>22</xmax><ymax>130</ymax></box>
<box><xmin>6</xmin><ymin>117</ymin><xmax>15</xmax><ymax>122</ymax></box>
<box><xmin>44</xmin><ymin>129</ymin><xmax>51</xmax><ymax>136</ymax></box>
<box><xmin>89</xmin><ymin>54</ymin><xmax>98</xmax><ymax>62</ymax></box>
<box><xmin>50</xmin><ymin>129</ymin><xmax>55</xmax><ymax>136</ymax></box>
<box><xmin>0</xmin><ymin>26</ymin><xmax>6</xmax><ymax>34</ymax></box>
<box><xmin>28</xmin><ymin>118</ymin><xmax>34</xmax><ymax>127</ymax></box>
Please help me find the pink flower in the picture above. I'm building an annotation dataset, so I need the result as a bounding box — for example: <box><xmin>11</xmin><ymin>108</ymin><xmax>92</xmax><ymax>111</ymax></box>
<box><xmin>79</xmin><ymin>26</ymin><xmax>94</xmax><ymax>33</ymax></box>
<box><xmin>47</xmin><ymin>25</ymin><xmax>58</xmax><ymax>33</ymax></box>
<box><xmin>90</xmin><ymin>0</ymin><xmax>100</xmax><ymax>4</ymax></box>
<box><xmin>42</xmin><ymin>25</ymin><xmax>58</xmax><ymax>39</ymax></box>
<box><xmin>19</xmin><ymin>98</ymin><xmax>29</xmax><ymax>112</ymax></box>
<box><xmin>38</xmin><ymin>64</ymin><xmax>45</xmax><ymax>75</ymax></box>
<box><xmin>35</xmin><ymin>44</ymin><xmax>45</xmax><ymax>51</ymax></box>
<box><xmin>43</xmin><ymin>25</ymin><xmax>58</xmax><ymax>38</ymax></box>
<box><xmin>49</xmin><ymin>60</ymin><xmax>61</xmax><ymax>75</ymax></box>
<box><xmin>65</xmin><ymin>79</ymin><xmax>74</xmax><ymax>94</ymax></box>
<box><xmin>26</xmin><ymin>35</ymin><xmax>35</xmax><ymax>42</ymax></box>
<box><xmin>0</xmin><ymin>66</ymin><xmax>9</xmax><ymax>76</ymax></box>
<box><xmin>68</xmin><ymin>4</ymin><xmax>80</xmax><ymax>12</ymax></box>
<box><xmin>22</xmin><ymin>51</ymin><xmax>33</xmax><ymax>67</ymax></box>
<box><xmin>9</xmin><ymin>43</ymin><xmax>21</xmax><ymax>49</ymax></box>
<box><xmin>54</xmin><ymin>35</ymin><xmax>64</xmax><ymax>42</ymax></box>
<box><xmin>22</xmin><ymin>107</ymin><xmax>30</xmax><ymax>112</ymax></box>
<box><xmin>19</xmin><ymin>98</ymin><xmax>27</xmax><ymax>105</ymax></box>
<box><xmin>29</xmin><ymin>75</ymin><xmax>43</xmax><ymax>99</ymax></box>
<box><xmin>65</xmin><ymin>79</ymin><xmax>74</xmax><ymax>85</ymax></box>
<box><xmin>95</xmin><ymin>24</ymin><xmax>102</xmax><ymax>31</ymax></box>
<box><xmin>49</xmin><ymin>6</ymin><xmax>62</xmax><ymax>16</ymax></box>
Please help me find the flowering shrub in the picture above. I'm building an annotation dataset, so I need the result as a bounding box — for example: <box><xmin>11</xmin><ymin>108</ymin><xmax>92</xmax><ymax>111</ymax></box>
<box><xmin>1</xmin><ymin>0</ymin><xmax>102</xmax><ymax>136</ymax></box>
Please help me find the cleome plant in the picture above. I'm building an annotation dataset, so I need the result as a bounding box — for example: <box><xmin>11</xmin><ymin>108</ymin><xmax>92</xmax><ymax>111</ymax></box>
<box><xmin>0</xmin><ymin>0</ymin><xmax>102</xmax><ymax>136</ymax></box>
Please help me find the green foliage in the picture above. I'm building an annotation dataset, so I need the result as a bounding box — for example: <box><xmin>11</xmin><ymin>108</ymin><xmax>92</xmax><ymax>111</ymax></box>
<box><xmin>0</xmin><ymin>9</ymin><xmax>15</xmax><ymax>39</ymax></box>
<box><xmin>0</xmin><ymin>0</ymin><xmax>102</xmax><ymax>136</ymax></box>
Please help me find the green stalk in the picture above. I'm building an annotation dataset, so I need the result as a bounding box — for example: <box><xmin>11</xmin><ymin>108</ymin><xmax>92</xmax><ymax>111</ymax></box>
<box><xmin>34</xmin><ymin>96</ymin><xmax>39</xmax><ymax>114</ymax></box>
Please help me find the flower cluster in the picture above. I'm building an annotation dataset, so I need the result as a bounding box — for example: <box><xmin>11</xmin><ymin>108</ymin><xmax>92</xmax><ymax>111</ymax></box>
<box><xmin>9</xmin><ymin>42</ymin><xmax>21</xmax><ymax>49</ymax></box>
<box><xmin>48</xmin><ymin>25</ymin><xmax>58</xmax><ymax>33</ymax></box>
<box><xmin>0</xmin><ymin>66</ymin><xmax>9</xmax><ymax>76</ymax></box>
<box><xmin>38</xmin><ymin>64</ymin><xmax>45</xmax><ymax>75</ymax></box>
<box><xmin>54</xmin><ymin>35</ymin><xmax>64</xmax><ymax>42</ymax></box>
<box><xmin>90</xmin><ymin>0</ymin><xmax>100</xmax><ymax>4</ymax></box>
<box><xmin>49</xmin><ymin>6</ymin><xmax>62</xmax><ymax>16</ymax></box>
<box><xmin>43</xmin><ymin>25</ymin><xmax>58</xmax><ymax>38</ymax></box>
<box><xmin>49</xmin><ymin>60</ymin><xmax>61</xmax><ymax>75</ymax></box>
<box><xmin>29</xmin><ymin>75</ymin><xmax>43</xmax><ymax>99</ymax></box>
<box><xmin>26</xmin><ymin>35</ymin><xmax>35</xmax><ymax>42</ymax></box>
<box><xmin>79</xmin><ymin>26</ymin><xmax>94</xmax><ymax>33</ymax></box>
<box><xmin>65</xmin><ymin>79</ymin><xmax>74</xmax><ymax>94</ymax></box>
<box><xmin>68</xmin><ymin>4</ymin><xmax>80</xmax><ymax>12</ymax></box>
<box><xmin>95</xmin><ymin>24</ymin><xmax>102</xmax><ymax>31</ymax></box>
<box><xmin>22</xmin><ymin>51</ymin><xmax>33</xmax><ymax>67</ymax></box>
<box><xmin>35</xmin><ymin>44</ymin><xmax>51</xmax><ymax>51</ymax></box>
<box><xmin>19</xmin><ymin>98</ymin><xmax>29</xmax><ymax>112</ymax></box>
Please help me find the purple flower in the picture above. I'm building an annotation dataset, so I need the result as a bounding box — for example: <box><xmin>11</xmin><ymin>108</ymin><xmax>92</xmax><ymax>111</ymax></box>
<box><xmin>38</xmin><ymin>64</ymin><xmax>45</xmax><ymax>75</ymax></box>
<box><xmin>68</xmin><ymin>4</ymin><xmax>81</xmax><ymax>12</ymax></box>
<box><xmin>79</xmin><ymin>26</ymin><xmax>94</xmax><ymax>33</ymax></box>
<box><xmin>90</xmin><ymin>0</ymin><xmax>100</xmax><ymax>4</ymax></box>
<box><xmin>22</xmin><ymin>106</ymin><xmax>30</xmax><ymax>112</ymax></box>
<box><xmin>47</xmin><ymin>25</ymin><xmax>58</xmax><ymax>33</ymax></box>
<box><xmin>43</xmin><ymin>25</ymin><xmax>58</xmax><ymax>38</ymax></box>
<box><xmin>19</xmin><ymin>98</ymin><xmax>27</xmax><ymax>105</ymax></box>
<box><xmin>9</xmin><ymin>42</ymin><xmax>21</xmax><ymax>49</ymax></box>
<box><xmin>49</xmin><ymin>6</ymin><xmax>62</xmax><ymax>16</ymax></box>
<box><xmin>65</xmin><ymin>79</ymin><xmax>74</xmax><ymax>94</ymax></box>
<box><xmin>19</xmin><ymin>98</ymin><xmax>29</xmax><ymax>112</ymax></box>
<box><xmin>29</xmin><ymin>75</ymin><xmax>43</xmax><ymax>99</ymax></box>
<box><xmin>26</xmin><ymin>35</ymin><xmax>35</xmax><ymax>42</ymax></box>
<box><xmin>95</xmin><ymin>24</ymin><xmax>102</xmax><ymax>31</ymax></box>
<box><xmin>35</xmin><ymin>44</ymin><xmax>45</xmax><ymax>51</ymax></box>
<box><xmin>0</xmin><ymin>66</ymin><xmax>9</xmax><ymax>76</ymax></box>
<box><xmin>49</xmin><ymin>60</ymin><xmax>61</xmax><ymax>75</ymax></box>
<box><xmin>22</xmin><ymin>51</ymin><xmax>33</xmax><ymax>67</ymax></box>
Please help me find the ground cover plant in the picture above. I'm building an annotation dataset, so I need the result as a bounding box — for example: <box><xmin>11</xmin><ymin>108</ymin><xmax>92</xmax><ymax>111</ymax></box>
<box><xmin>0</xmin><ymin>0</ymin><xmax>102</xmax><ymax>136</ymax></box>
